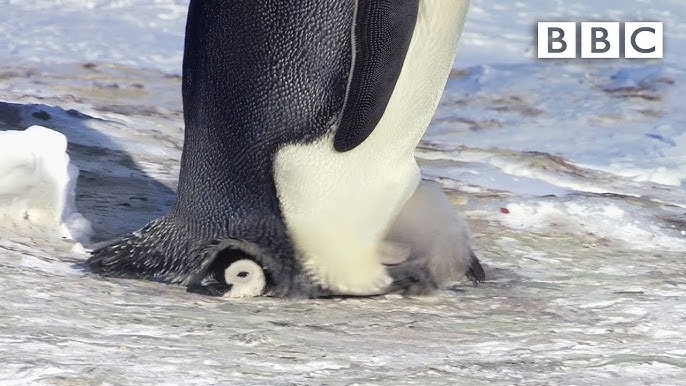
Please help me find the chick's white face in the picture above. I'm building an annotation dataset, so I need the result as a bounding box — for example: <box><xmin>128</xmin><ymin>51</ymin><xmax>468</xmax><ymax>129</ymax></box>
<box><xmin>223</xmin><ymin>259</ymin><xmax>266</xmax><ymax>298</ymax></box>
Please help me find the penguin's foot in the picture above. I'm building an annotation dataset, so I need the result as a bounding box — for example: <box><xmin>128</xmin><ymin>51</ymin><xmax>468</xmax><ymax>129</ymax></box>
<box><xmin>387</xmin><ymin>250</ymin><xmax>484</xmax><ymax>295</ymax></box>
<box><xmin>307</xmin><ymin>257</ymin><xmax>393</xmax><ymax>296</ymax></box>
<box><xmin>384</xmin><ymin>181</ymin><xmax>486</xmax><ymax>294</ymax></box>
<box><xmin>386</xmin><ymin>259</ymin><xmax>439</xmax><ymax>295</ymax></box>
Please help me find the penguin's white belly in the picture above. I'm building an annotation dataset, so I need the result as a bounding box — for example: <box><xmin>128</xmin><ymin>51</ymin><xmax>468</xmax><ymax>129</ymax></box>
<box><xmin>276</xmin><ymin>135</ymin><xmax>420</xmax><ymax>295</ymax></box>
<box><xmin>274</xmin><ymin>0</ymin><xmax>470</xmax><ymax>295</ymax></box>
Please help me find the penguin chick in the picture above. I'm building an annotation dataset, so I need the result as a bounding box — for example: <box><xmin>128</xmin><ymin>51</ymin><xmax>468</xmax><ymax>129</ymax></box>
<box><xmin>187</xmin><ymin>259</ymin><xmax>266</xmax><ymax>298</ymax></box>
<box><xmin>223</xmin><ymin>259</ymin><xmax>266</xmax><ymax>298</ymax></box>
<box><xmin>185</xmin><ymin>240</ymin><xmax>270</xmax><ymax>298</ymax></box>
<box><xmin>384</xmin><ymin>181</ymin><xmax>485</xmax><ymax>295</ymax></box>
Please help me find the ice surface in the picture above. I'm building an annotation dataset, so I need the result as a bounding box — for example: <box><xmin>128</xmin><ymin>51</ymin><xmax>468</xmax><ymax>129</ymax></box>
<box><xmin>1</xmin><ymin>0</ymin><xmax>686</xmax><ymax>385</ymax></box>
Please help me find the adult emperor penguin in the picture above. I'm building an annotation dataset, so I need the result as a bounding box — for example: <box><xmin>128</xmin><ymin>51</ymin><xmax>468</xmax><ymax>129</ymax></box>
<box><xmin>87</xmin><ymin>0</ymin><xmax>485</xmax><ymax>297</ymax></box>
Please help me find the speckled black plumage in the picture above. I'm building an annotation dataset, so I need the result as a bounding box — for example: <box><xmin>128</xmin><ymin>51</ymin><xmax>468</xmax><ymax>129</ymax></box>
<box><xmin>88</xmin><ymin>0</ymin><xmax>364</xmax><ymax>297</ymax></box>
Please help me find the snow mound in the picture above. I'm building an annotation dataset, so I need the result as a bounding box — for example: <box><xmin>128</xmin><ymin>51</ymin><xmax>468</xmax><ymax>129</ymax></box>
<box><xmin>0</xmin><ymin>126</ymin><xmax>92</xmax><ymax>244</ymax></box>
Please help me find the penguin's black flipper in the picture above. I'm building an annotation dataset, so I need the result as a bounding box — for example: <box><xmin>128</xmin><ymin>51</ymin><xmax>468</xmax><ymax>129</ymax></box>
<box><xmin>333</xmin><ymin>0</ymin><xmax>419</xmax><ymax>152</ymax></box>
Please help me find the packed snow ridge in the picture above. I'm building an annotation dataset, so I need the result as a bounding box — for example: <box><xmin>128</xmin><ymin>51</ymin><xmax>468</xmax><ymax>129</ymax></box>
<box><xmin>0</xmin><ymin>125</ymin><xmax>92</xmax><ymax>244</ymax></box>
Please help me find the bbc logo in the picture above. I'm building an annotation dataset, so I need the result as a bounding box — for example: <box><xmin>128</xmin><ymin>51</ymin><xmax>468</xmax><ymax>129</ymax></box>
<box><xmin>538</xmin><ymin>22</ymin><xmax>663</xmax><ymax>59</ymax></box>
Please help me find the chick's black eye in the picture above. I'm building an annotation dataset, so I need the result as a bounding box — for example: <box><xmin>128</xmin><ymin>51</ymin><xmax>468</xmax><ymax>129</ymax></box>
<box><xmin>237</xmin><ymin>271</ymin><xmax>250</xmax><ymax>278</ymax></box>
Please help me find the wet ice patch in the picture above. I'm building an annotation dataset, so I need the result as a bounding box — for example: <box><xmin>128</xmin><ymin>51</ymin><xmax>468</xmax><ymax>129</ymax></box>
<box><xmin>0</xmin><ymin>125</ymin><xmax>92</xmax><ymax>244</ymax></box>
<box><xmin>602</xmin><ymin>65</ymin><xmax>675</xmax><ymax>93</ymax></box>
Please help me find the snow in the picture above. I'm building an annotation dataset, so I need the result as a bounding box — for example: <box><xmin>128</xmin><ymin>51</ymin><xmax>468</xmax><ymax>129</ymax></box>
<box><xmin>0</xmin><ymin>125</ymin><xmax>91</xmax><ymax>245</ymax></box>
<box><xmin>1</xmin><ymin>0</ymin><xmax>686</xmax><ymax>385</ymax></box>
<box><xmin>500</xmin><ymin>201</ymin><xmax>686</xmax><ymax>252</ymax></box>
<box><xmin>0</xmin><ymin>0</ymin><xmax>188</xmax><ymax>74</ymax></box>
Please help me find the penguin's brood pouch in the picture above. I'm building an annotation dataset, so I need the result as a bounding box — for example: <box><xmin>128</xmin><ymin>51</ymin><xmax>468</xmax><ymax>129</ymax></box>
<box><xmin>87</xmin><ymin>0</ymin><xmax>484</xmax><ymax>297</ymax></box>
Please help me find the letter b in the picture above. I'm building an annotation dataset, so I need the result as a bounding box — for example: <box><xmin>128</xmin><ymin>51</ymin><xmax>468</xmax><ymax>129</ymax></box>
<box><xmin>582</xmin><ymin>22</ymin><xmax>619</xmax><ymax>58</ymax></box>
<box><xmin>591</xmin><ymin>27</ymin><xmax>610</xmax><ymax>53</ymax></box>
<box><xmin>538</xmin><ymin>22</ymin><xmax>576</xmax><ymax>58</ymax></box>
<box><xmin>548</xmin><ymin>27</ymin><xmax>567</xmax><ymax>53</ymax></box>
